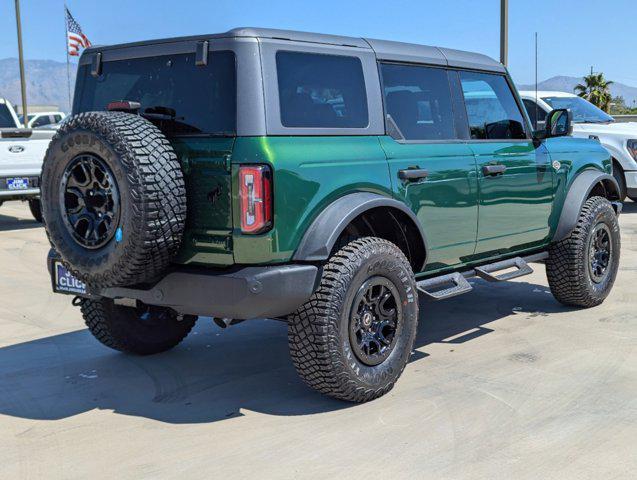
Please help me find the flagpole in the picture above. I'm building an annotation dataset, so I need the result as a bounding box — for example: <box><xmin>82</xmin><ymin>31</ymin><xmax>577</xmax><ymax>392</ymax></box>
<box><xmin>14</xmin><ymin>0</ymin><xmax>28</xmax><ymax>124</ymax></box>
<box><xmin>64</xmin><ymin>4</ymin><xmax>72</xmax><ymax>112</ymax></box>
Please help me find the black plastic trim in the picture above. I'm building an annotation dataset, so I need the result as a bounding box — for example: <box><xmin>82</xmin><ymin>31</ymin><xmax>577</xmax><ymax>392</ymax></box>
<box><xmin>553</xmin><ymin>170</ymin><xmax>620</xmax><ymax>242</ymax></box>
<box><xmin>48</xmin><ymin>247</ymin><xmax>320</xmax><ymax>320</ymax></box>
<box><xmin>293</xmin><ymin>192</ymin><xmax>429</xmax><ymax>266</ymax></box>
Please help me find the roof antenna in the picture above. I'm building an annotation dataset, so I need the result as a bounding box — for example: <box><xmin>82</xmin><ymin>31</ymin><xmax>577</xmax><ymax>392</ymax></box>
<box><xmin>535</xmin><ymin>32</ymin><xmax>539</xmax><ymax>130</ymax></box>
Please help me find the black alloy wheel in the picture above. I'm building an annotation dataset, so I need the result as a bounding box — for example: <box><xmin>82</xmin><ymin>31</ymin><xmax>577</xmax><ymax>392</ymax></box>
<box><xmin>60</xmin><ymin>154</ymin><xmax>120</xmax><ymax>249</ymax></box>
<box><xmin>588</xmin><ymin>223</ymin><xmax>612</xmax><ymax>283</ymax></box>
<box><xmin>349</xmin><ymin>277</ymin><xmax>401</xmax><ymax>366</ymax></box>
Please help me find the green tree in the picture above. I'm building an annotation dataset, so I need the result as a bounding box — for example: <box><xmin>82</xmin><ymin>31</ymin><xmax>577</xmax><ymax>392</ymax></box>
<box><xmin>574</xmin><ymin>73</ymin><xmax>614</xmax><ymax>112</ymax></box>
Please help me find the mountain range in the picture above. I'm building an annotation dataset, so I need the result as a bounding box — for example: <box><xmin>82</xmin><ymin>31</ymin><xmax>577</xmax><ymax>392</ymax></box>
<box><xmin>518</xmin><ymin>75</ymin><xmax>637</xmax><ymax>106</ymax></box>
<box><xmin>1</xmin><ymin>57</ymin><xmax>636</xmax><ymax>113</ymax></box>
<box><xmin>0</xmin><ymin>58</ymin><xmax>77</xmax><ymax>113</ymax></box>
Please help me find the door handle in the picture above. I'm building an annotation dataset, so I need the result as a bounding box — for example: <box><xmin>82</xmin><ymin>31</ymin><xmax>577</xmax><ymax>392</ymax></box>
<box><xmin>482</xmin><ymin>164</ymin><xmax>507</xmax><ymax>176</ymax></box>
<box><xmin>398</xmin><ymin>168</ymin><xmax>429</xmax><ymax>181</ymax></box>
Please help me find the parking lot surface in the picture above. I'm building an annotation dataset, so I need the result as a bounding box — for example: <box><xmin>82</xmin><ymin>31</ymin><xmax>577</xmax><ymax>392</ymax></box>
<box><xmin>0</xmin><ymin>201</ymin><xmax>635</xmax><ymax>479</ymax></box>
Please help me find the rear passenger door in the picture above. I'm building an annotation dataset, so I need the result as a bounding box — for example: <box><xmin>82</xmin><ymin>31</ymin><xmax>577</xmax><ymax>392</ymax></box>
<box><xmin>379</xmin><ymin>63</ymin><xmax>479</xmax><ymax>272</ymax></box>
<box><xmin>457</xmin><ymin>71</ymin><xmax>554</xmax><ymax>256</ymax></box>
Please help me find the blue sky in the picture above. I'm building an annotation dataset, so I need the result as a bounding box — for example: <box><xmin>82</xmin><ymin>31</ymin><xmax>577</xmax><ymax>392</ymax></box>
<box><xmin>1</xmin><ymin>0</ymin><xmax>636</xmax><ymax>86</ymax></box>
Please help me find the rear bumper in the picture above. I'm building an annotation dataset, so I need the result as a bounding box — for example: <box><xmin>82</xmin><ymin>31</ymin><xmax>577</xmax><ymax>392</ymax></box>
<box><xmin>48</xmin><ymin>251</ymin><xmax>320</xmax><ymax>320</ymax></box>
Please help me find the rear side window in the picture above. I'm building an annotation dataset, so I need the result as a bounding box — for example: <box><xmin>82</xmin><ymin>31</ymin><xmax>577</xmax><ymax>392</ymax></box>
<box><xmin>76</xmin><ymin>51</ymin><xmax>236</xmax><ymax>136</ymax></box>
<box><xmin>380</xmin><ymin>63</ymin><xmax>455</xmax><ymax>141</ymax></box>
<box><xmin>459</xmin><ymin>71</ymin><xmax>527</xmax><ymax>140</ymax></box>
<box><xmin>276</xmin><ymin>51</ymin><xmax>368</xmax><ymax>128</ymax></box>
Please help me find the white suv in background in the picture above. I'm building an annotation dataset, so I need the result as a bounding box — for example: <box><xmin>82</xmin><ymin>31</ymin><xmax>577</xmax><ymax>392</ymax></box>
<box><xmin>520</xmin><ymin>90</ymin><xmax>637</xmax><ymax>201</ymax></box>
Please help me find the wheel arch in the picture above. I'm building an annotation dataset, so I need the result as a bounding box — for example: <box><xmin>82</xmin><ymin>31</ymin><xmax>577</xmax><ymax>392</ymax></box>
<box><xmin>292</xmin><ymin>192</ymin><xmax>428</xmax><ymax>271</ymax></box>
<box><xmin>553</xmin><ymin>169</ymin><xmax>621</xmax><ymax>243</ymax></box>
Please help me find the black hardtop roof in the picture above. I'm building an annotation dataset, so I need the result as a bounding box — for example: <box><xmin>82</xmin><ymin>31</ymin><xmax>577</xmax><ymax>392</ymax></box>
<box><xmin>83</xmin><ymin>27</ymin><xmax>505</xmax><ymax>73</ymax></box>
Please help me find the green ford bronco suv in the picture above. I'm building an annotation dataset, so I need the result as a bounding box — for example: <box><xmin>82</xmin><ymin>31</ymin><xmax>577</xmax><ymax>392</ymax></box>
<box><xmin>42</xmin><ymin>28</ymin><xmax>622</xmax><ymax>402</ymax></box>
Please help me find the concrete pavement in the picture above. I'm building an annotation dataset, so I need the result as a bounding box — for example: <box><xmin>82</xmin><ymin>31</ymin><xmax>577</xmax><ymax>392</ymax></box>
<box><xmin>0</xmin><ymin>200</ymin><xmax>635</xmax><ymax>479</ymax></box>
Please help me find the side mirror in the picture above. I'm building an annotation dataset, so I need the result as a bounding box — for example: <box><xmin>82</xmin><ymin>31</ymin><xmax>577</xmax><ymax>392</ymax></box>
<box><xmin>542</xmin><ymin>108</ymin><xmax>573</xmax><ymax>138</ymax></box>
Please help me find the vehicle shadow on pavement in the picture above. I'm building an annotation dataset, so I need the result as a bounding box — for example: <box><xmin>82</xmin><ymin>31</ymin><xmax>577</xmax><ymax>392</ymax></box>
<box><xmin>620</xmin><ymin>201</ymin><xmax>637</xmax><ymax>214</ymax></box>
<box><xmin>0</xmin><ymin>277</ymin><xmax>573</xmax><ymax>424</ymax></box>
<box><xmin>0</xmin><ymin>212</ymin><xmax>41</xmax><ymax>232</ymax></box>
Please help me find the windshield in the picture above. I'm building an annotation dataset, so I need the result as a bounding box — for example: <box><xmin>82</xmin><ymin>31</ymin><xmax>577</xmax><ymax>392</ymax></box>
<box><xmin>0</xmin><ymin>104</ymin><xmax>17</xmax><ymax>128</ymax></box>
<box><xmin>76</xmin><ymin>51</ymin><xmax>236</xmax><ymax>136</ymax></box>
<box><xmin>542</xmin><ymin>96</ymin><xmax>614</xmax><ymax>123</ymax></box>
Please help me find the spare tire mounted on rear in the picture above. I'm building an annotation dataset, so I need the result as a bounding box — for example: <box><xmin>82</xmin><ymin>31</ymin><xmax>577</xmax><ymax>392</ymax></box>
<box><xmin>41</xmin><ymin>111</ymin><xmax>187</xmax><ymax>288</ymax></box>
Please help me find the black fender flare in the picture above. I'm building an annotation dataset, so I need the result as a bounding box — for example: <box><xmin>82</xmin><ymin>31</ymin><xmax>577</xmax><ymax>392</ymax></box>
<box><xmin>553</xmin><ymin>170</ymin><xmax>620</xmax><ymax>242</ymax></box>
<box><xmin>293</xmin><ymin>192</ymin><xmax>428</xmax><ymax>265</ymax></box>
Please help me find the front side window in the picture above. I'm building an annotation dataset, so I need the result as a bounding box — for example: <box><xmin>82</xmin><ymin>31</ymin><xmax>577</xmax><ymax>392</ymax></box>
<box><xmin>276</xmin><ymin>51</ymin><xmax>368</xmax><ymax>128</ymax></box>
<box><xmin>76</xmin><ymin>51</ymin><xmax>236</xmax><ymax>135</ymax></box>
<box><xmin>459</xmin><ymin>71</ymin><xmax>527</xmax><ymax>140</ymax></box>
<box><xmin>380</xmin><ymin>63</ymin><xmax>455</xmax><ymax>141</ymax></box>
<box><xmin>522</xmin><ymin>99</ymin><xmax>547</xmax><ymax>127</ymax></box>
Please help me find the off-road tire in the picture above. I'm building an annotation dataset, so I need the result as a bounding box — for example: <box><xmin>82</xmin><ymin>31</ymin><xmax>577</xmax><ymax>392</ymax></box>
<box><xmin>288</xmin><ymin>237</ymin><xmax>419</xmax><ymax>402</ymax></box>
<box><xmin>546</xmin><ymin>196</ymin><xmax>620</xmax><ymax>307</ymax></box>
<box><xmin>28</xmin><ymin>198</ymin><xmax>42</xmax><ymax>223</ymax></box>
<box><xmin>612</xmin><ymin>161</ymin><xmax>627</xmax><ymax>202</ymax></box>
<box><xmin>81</xmin><ymin>298</ymin><xmax>197</xmax><ymax>355</ymax></box>
<box><xmin>41</xmin><ymin>111</ymin><xmax>186</xmax><ymax>288</ymax></box>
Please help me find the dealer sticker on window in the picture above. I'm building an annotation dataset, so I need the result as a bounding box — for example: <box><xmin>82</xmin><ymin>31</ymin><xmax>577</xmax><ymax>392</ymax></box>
<box><xmin>54</xmin><ymin>262</ymin><xmax>87</xmax><ymax>295</ymax></box>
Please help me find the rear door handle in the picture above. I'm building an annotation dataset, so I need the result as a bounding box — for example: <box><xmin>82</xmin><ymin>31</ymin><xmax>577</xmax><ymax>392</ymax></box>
<box><xmin>482</xmin><ymin>164</ymin><xmax>507</xmax><ymax>176</ymax></box>
<box><xmin>398</xmin><ymin>168</ymin><xmax>429</xmax><ymax>181</ymax></box>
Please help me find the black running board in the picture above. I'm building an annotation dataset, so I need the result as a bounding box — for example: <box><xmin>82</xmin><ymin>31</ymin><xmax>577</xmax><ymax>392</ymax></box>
<box><xmin>416</xmin><ymin>252</ymin><xmax>548</xmax><ymax>301</ymax></box>
<box><xmin>474</xmin><ymin>256</ymin><xmax>533</xmax><ymax>282</ymax></box>
<box><xmin>417</xmin><ymin>272</ymin><xmax>473</xmax><ymax>301</ymax></box>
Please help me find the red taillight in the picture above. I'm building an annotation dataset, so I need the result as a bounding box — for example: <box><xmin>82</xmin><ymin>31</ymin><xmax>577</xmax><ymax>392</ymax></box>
<box><xmin>239</xmin><ymin>165</ymin><xmax>273</xmax><ymax>234</ymax></box>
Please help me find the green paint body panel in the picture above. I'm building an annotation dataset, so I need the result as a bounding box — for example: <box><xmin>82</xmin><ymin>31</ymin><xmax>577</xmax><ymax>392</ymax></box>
<box><xmin>230</xmin><ymin>136</ymin><xmax>393</xmax><ymax>264</ymax></box>
<box><xmin>171</xmin><ymin>137</ymin><xmax>235</xmax><ymax>265</ymax></box>
<box><xmin>170</xmin><ymin>133</ymin><xmax>611</xmax><ymax>276</ymax></box>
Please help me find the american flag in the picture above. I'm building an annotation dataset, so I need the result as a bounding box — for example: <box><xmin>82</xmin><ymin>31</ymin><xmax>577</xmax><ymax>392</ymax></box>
<box><xmin>65</xmin><ymin>7</ymin><xmax>90</xmax><ymax>56</ymax></box>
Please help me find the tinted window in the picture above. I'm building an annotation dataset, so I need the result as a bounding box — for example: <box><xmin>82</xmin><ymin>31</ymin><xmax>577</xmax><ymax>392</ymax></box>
<box><xmin>459</xmin><ymin>72</ymin><xmax>526</xmax><ymax>140</ymax></box>
<box><xmin>53</xmin><ymin>115</ymin><xmax>63</xmax><ymax>123</ymax></box>
<box><xmin>76</xmin><ymin>51</ymin><xmax>236</xmax><ymax>135</ymax></box>
<box><xmin>32</xmin><ymin>116</ymin><xmax>51</xmax><ymax>128</ymax></box>
<box><xmin>380</xmin><ymin>64</ymin><xmax>455</xmax><ymax>140</ymax></box>
<box><xmin>0</xmin><ymin>104</ymin><xmax>16</xmax><ymax>128</ymax></box>
<box><xmin>276</xmin><ymin>51</ymin><xmax>368</xmax><ymax>128</ymax></box>
<box><xmin>522</xmin><ymin>99</ymin><xmax>547</xmax><ymax>127</ymax></box>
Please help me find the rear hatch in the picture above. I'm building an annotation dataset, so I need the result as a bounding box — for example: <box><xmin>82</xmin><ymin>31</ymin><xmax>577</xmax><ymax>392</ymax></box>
<box><xmin>74</xmin><ymin>47</ymin><xmax>237</xmax><ymax>266</ymax></box>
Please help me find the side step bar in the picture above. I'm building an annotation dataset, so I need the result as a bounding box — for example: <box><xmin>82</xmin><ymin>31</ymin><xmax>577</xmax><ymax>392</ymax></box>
<box><xmin>417</xmin><ymin>272</ymin><xmax>473</xmax><ymax>301</ymax></box>
<box><xmin>475</xmin><ymin>257</ymin><xmax>533</xmax><ymax>282</ymax></box>
<box><xmin>416</xmin><ymin>252</ymin><xmax>548</xmax><ymax>301</ymax></box>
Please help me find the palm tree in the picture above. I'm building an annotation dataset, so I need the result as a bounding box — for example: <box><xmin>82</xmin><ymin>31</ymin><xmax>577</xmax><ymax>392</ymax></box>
<box><xmin>575</xmin><ymin>73</ymin><xmax>614</xmax><ymax>112</ymax></box>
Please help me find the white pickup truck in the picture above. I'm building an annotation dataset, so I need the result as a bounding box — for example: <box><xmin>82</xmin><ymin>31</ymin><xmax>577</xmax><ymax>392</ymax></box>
<box><xmin>0</xmin><ymin>98</ymin><xmax>56</xmax><ymax>222</ymax></box>
<box><xmin>520</xmin><ymin>90</ymin><xmax>637</xmax><ymax>201</ymax></box>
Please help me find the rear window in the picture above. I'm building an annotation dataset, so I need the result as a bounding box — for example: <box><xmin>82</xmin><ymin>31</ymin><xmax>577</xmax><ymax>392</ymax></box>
<box><xmin>75</xmin><ymin>51</ymin><xmax>236</xmax><ymax>136</ymax></box>
<box><xmin>276</xmin><ymin>51</ymin><xmax>368</xmax><ymax>128</ymax></box>
<box><xmin>0</xmin><ymin>104</ymin><xmax>16</xmax><ymax>128</ymax></box>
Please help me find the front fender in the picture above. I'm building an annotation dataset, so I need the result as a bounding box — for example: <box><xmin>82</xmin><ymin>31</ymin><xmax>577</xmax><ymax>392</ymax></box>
<box><xmin>553</xmin><ymin>170</ymin><xmax>620</xmax><ymax>242</ymax></box>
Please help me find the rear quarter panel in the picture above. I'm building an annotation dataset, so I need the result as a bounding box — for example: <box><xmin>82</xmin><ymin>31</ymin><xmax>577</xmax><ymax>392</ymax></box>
<box><xmin>543</xmin><ymin>136</ymin><xmax>612</xmax><ymax>237</ymax></box>
<box><xmin>230</xmin><ymin>136</ymin><xmax>391</xmax><ymax>264</ymax></box>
